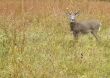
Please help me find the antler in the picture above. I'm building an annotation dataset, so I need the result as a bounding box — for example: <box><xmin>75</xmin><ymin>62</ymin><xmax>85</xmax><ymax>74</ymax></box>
<box><xmin>66</xmin><ymin>8</ymin><xmax>72</xmax><ymax>15</ymax></box>
<box><xmin>74</xmin><ymin>10</ymin><xmax>80</xmax><ymax>15</ymax></box>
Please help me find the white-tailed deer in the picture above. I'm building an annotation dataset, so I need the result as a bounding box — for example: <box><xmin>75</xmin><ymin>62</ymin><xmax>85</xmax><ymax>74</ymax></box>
<box><xmin>67</xmin><ymin>11</ymin><xmax>101</xmax><ymax>41</ymax></box>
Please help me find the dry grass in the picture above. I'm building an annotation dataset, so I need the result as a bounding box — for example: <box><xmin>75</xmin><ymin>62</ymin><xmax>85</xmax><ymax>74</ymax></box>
<box><xmin>0</xmin><ymin>0</ymin><xmax>110</xmax><ymax>78</ymax></box>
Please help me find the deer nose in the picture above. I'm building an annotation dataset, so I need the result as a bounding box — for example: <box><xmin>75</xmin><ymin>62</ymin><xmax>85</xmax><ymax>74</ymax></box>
<box><xmin>71</xmin><ymin>19</ymin><xmax>75</xmax><ymax>22</ymax></box>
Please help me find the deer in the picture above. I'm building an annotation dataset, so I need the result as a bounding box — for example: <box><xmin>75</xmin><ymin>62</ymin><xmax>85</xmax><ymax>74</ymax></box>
<box><xmin>66</xmin><ymin>10</ymin><xmax>102</xmax><ymax>41</ymax></box>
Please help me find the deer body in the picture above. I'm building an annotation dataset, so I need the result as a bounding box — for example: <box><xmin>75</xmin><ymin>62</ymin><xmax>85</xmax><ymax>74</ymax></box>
<box><xmin>68</xmin><ymin>11</ymin><xmax>101</xmax><ymax>40</ymax></box>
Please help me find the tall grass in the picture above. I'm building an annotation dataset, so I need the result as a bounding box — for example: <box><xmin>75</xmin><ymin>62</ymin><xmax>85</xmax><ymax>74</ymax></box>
<box><xmin>0</xmin><ymin>0</ymin><xmax>110</xmax><ymax>78</ymax></box>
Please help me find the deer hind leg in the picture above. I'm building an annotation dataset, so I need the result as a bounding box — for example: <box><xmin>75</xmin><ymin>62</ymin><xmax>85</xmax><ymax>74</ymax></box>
<box><xmin>91</xmin><ymin>31</ymin><xmax>99</xmax><ymax>41</ymax></box>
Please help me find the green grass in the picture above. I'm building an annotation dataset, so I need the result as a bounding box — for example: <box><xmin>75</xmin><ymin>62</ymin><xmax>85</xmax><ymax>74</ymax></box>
<box><xmin>0</xmin><ymin>10</ymin><xmax>110</xmax><ymax>78</ymax></box>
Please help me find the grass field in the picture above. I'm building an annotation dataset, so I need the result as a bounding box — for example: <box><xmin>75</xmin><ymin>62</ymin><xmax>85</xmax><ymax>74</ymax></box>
<box><xmin>0</xmin><ymin>0</ymin><xmax>110</xmax><ymax>78</ymax></box>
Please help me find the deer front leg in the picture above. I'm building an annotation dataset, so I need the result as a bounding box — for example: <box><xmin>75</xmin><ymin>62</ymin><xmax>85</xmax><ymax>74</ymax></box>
<box><xmin>73</xmin><ymin>32</ymin><xmax>79</xmax><ymax>41</ymax></box>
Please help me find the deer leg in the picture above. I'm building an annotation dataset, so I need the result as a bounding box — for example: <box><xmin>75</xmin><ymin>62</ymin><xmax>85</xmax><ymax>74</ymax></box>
<box><xmin>73</xmin><ymin>32</ymin><xmax>79</xmax><ymax>41</ymax></box>
<box><xmin>91</xmin><ymin>31</ymin><xmax>99</xmax><ymax>41</ymax></box>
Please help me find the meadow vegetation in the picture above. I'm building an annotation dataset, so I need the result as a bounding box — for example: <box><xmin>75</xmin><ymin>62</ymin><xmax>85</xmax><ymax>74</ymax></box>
<box><xmin>0</xmin><ymin>0</ymin><xmax>110</xmax><ymax>78</ymax></box>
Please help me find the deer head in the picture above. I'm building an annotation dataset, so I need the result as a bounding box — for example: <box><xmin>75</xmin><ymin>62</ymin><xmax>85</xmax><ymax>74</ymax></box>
<box><xmin>66</xmin><ymin>9</ymin><xmax>80</xmax><ymax>22</ymax></box>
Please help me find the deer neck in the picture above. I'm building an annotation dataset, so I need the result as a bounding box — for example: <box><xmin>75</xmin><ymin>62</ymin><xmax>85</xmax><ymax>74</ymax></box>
<box><xmin>70</xmin><ymin>21</ymin><xmax>78</xmax><ymax>31</ymax></box>
<box><xmin>70</xmin><ymin>21</ymin><xmax>77</xmax><ymax>26</ymax></box>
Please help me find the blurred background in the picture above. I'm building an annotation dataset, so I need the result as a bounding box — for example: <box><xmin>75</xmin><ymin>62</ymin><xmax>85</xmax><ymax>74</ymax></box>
<box><xmin>0</xmin><ymin>0</ymin><xmax>110</xmax><ymax>78</ymax></box>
